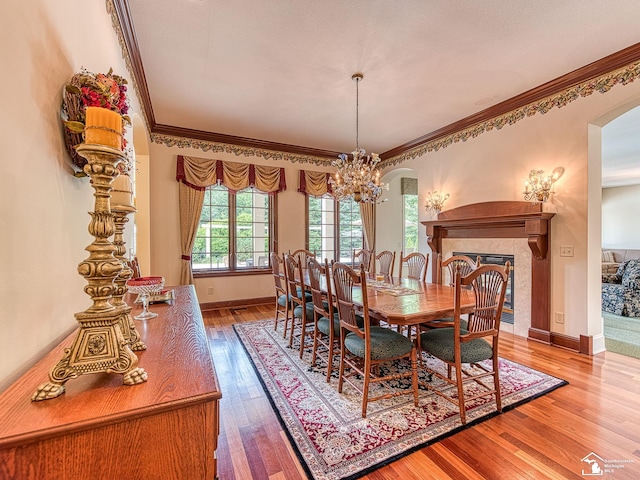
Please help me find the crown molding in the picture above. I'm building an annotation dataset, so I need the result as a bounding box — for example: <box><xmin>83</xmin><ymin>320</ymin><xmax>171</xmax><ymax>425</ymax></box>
<box><xmin>109</xmin><ymin>1</ymin><xmax>640</xmax><ymax>168</ymax></box>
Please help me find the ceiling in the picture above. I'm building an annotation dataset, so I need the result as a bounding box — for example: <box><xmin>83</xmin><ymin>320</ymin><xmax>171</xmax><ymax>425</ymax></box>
<box><xmin>122</xmin><ymin>0</ymin><xmax>640</xmax><ymax>185</ymax></box>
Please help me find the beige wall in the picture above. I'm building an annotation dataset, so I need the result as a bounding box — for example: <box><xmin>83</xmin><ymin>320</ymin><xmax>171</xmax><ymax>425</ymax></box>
<box><xmin>602</xmin><ymin>185</ymin><xmax>640</xmax><ymax>247</ymax></box>
<box><xmin>0</xmin><ymin>2</ymin><xmax>144</xmax><ymax>390</ymax></box>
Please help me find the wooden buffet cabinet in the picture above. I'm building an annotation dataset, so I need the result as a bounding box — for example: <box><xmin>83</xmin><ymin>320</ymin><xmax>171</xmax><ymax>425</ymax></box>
<box><xmin>0</xmin><ymin>285</ymin><xmax>221</xmax><ymax>479</ymax></box>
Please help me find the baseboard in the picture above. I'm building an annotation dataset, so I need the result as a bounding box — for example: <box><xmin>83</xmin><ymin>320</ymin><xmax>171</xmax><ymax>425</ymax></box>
<box><xmin>199</xmin><ymin>296</ymin><xmax>274</xmax><ymax>311</ymax></box>
<box><xmin>529</xmin><ymin>328</ymin><xmax>588</xmax><ymax>354</ymax></box>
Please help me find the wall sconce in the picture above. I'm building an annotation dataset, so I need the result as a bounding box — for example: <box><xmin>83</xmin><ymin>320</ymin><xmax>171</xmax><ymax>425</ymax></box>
<box><xmin>523</xmin><ymin>167</ymin><xmax>564</xmax><ymax>203</ymax></box>
<box><xmin>425</xmin><ymin>191</ymin><xmax>450</xmax><ymax>214</ymax></box>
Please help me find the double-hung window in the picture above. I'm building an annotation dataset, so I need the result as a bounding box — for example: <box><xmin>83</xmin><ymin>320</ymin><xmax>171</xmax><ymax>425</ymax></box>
<box><xmin>307</xmin><ymin>194</ymin><xmax>362</xmax><ymax>263</ymax></box>
<box><xmin>193</xmin><ymin>185</ymin><xmax>274</xmax><ymax>274</ymax></box>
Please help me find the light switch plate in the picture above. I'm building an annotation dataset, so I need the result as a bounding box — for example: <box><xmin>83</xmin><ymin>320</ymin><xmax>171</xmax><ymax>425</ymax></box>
<box><xmin>560</xmin><ymin>245</ymin><xmax>574</xmax><ymax>257</ymax></box>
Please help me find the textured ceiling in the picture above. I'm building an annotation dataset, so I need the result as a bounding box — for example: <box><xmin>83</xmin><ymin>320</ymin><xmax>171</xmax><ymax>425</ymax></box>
<box><xmin>126</xmin><ymin>0</ymin><xmax>640</xmax><ymax>186</ymax></box>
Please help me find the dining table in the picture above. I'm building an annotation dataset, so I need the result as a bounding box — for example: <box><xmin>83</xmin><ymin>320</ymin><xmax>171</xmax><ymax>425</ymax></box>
<box><xmin>353</xmin><ymin>275</ymin><xmax>475</xmax><ymax>328</ymax></box>
<box><xmin>309</xmin><ymin>269</ymin><xmax>475</xmax><ymax>329</ymax></box>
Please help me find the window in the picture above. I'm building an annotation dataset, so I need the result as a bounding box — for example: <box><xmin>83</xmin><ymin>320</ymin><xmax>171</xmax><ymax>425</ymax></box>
<box><xmin>307</xmin><ymin>195</ymin><xmax>362</xmax><ymax>263</ymax></box>
<box><xmin>193</xmin><ymin>185</ymin><xmax>274</xmax><ymax>273</ymax></box>
<box><xmin>403</xmin><ymin>193</ymin><xmax>418</xmax><ymax>253</ymax></box>
<box><xmin>308</xmin><ymin>194</ymin><xmax>336</xmax><ymax>262</ymax></box>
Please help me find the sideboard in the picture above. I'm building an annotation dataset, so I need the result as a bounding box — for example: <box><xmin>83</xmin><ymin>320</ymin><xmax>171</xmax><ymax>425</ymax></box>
<box><xmin>0</xmin><ymin>285</ymin><xmax>221</xmax><ymax>479</ymax></box>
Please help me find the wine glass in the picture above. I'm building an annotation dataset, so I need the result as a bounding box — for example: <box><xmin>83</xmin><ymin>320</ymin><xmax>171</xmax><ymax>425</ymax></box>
<box><xmin>126</xmin><ymin>276</ymin><xmax>165</xmax><ymax>320</ymax></box>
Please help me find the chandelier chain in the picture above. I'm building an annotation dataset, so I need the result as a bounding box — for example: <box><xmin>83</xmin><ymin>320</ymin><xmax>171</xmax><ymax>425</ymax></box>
<box><xmin>355</xmin><ymin>75</ymin><xmax>359</xmax><ymax>151</ymax></box>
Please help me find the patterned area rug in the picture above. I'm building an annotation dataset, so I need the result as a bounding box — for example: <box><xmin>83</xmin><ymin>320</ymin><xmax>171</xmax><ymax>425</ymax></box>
<box><xmin>234</xmin><ymin>320</ymin><xmax>567</xmax><ymax>480</ymax></box>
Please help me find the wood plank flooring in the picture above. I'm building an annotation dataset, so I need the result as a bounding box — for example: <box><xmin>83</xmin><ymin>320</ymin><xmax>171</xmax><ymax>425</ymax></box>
<box><xmin>203</xmin><ymin>305</ymin><xmax>640</xmax><ymax>479</ymax></box>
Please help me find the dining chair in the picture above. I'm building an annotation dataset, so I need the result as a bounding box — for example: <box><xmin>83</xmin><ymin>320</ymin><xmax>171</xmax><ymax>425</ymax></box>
<box><xmin>398</xmin><ymin>251</ymin><xmax>428</xmax><ymax>282</ymax></box>
<box><xmin>417</xmin><ymin>262</ymin><xmax>510</xmax><ymax>425</ymax></box>
<box><xmin>437</xmin><ymin>253</ymin><xmax>480</xmax><ymax>286</ymax></box>
<box><xmin>352</xmin><ymin>248</ymin><xmax>373</xmax><ymax>272</ymax></box>
<box><xmin>270</xmin><ymin>251</ymin><xmax>291</xmax><ymax>335</ymax></box>
<box><xmin>291</xmin><ymin>249</ymin><xmax>316</xmax><ymax>269</ymax></box>
<box><xmin>332</xmin><ymin>262</ymin><xmax>419</xmax><ymax>418</ymax></box>
<box><xmin>425</xmin><ymin>253</ymin><xmax>482</xmax><ymax>329</ymax></box>
<box><xmin>375</xmin><ymin>250</ymin><xmax>395</xmax><ymax>277</ymax></box>
<box><xmin>307</xmin><ymin>256</ymin><xmax>339</xmax><ymax>382</ymax></box>
<box><xmin>284</xmin><ymin>253</ymin><xmax>315</xmax><ymax>358</ymax></box>
<box><xmin>127</xmin><ymin>256</ymin><xmax>141</xmax><ymax>278</ymax></box>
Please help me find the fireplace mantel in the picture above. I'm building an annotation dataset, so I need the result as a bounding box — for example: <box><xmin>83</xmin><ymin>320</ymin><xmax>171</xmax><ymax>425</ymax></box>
<box><xmin>422</xmin><ymin>201</ymin><xmax>555</xmax><ymax>344</ymax></box>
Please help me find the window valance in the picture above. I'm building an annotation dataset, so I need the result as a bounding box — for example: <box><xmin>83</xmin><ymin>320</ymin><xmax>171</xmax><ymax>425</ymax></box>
<box><xmin>298</xmin><ymin>170</ymin><xmax>334</xmax><ymax>197</ymax></box>
<box><xmin>176</xmin><ymin>155</ymin><xmax>286</xmax><ymax>193</ymax></box>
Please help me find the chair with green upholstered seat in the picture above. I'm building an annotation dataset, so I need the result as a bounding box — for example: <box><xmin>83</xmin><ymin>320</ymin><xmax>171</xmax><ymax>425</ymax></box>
<box><xmin>291</xmin><ymin>249</ymin><xmax>315</xmax><ymax>270</ymax></box>
<box><xmin>399</xmin><ymin>251</ymin><xmax>428</xmax><ymax>282</ymax></box>
<box><xmin>438</xmin><ymin>253</ymin><xmax>481</xmax><ymax>287</ymax></box>
<box><xmin>307</xmin><ymin>256</ymin><xmax>339</xmax><ymax>381</ymax></box>
<box><xmin>418</xmin><ymin>262</ymin><xmax>510</xmax><ymax>425</ymax></box>
<box><xmin>352</xmin><ymin>248</ymin><xmax>373</xmax><ymax>272</ymax></box>
<box><xmin>332</xmin><ymin>262</ymin><xmax>419</xmax><ymax>418</ymax></box>
<box><xmin>419</xmin><ymin>253</ymin><xmax>481</xmax><ymax>333</ymax></box>
<box><xmin>374</xmin><ymin>250</ymin><xmax>396</xmax><ymax>277</ymax></box>
<box><xmin>270</xmin><ymin>251</ymin><xmax>291</xmax><ymax>335</ymax></box>
<box><xmin>284</xmin><ymin>253</ymin><xmax>315</xmax><ymax>358</ymax></box>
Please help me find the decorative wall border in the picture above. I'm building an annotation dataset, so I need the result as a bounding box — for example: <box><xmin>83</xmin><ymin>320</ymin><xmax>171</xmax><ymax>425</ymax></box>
<box><xmin>107</xmin><ymin>0</ymin><xmax>640</xmax><ymax>170</ymax></box>
<box><xmin>151</xmin><ymin>133</ymin><xmax>333</xmax><ymax>166</ymax></box>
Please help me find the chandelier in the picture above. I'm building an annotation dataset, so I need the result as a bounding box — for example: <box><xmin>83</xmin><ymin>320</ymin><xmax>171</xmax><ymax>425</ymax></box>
<box><xmin>330</xmin><ymin>73</ymin><xmax>385</xmax><ymax>203</ymax></box>
<box><xmin>523</xmin><ymin>167</ymin><xmax>564</xmax><ymax>203</ymax></box>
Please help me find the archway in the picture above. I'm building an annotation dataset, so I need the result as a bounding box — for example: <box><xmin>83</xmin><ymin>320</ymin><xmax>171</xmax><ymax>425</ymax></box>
<box><xmin>588</xmin><ymin>100</ymin><xmax>640</xmax><ymax>354</ymax></box>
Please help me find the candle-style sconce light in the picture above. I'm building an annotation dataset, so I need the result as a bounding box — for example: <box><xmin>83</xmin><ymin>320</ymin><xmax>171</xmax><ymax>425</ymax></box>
<box><xmin>425</xmin><ymin>190</ymin><xmax>450</xmax><ymax>214</ymax></box>
<box><xmin>523</xmin><ymin>167</ymin><xmax>564</xmax><ymax>203</ymax></box>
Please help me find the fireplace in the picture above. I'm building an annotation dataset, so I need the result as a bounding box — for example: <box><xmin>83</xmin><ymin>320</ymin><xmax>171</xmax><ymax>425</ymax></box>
<box><xmin>454</xmin><ymin>251</ymin><xmax>514</xmax><ymax>323</ymax></box>
<box><xmin>422</xmin><ymin>201</ymin><xmax>555</xmax><ymax>344</ymax></box>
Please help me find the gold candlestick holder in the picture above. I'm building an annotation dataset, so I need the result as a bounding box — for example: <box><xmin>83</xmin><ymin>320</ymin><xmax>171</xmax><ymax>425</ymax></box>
<box><xmin>112</xmin><ymin>204</ymin><xmax>146</xmax><ymax>351</ymax></box>
<box><xmin>33</xmin><ymin>144</ymin><xmax>147</xmax><ymax>401</ymax></box>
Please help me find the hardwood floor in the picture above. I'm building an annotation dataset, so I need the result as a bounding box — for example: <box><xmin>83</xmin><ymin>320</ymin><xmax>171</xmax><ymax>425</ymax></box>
<box><xmin>203</xmin><ymin>305</ymin><xmax>640</xmax><ymax>479</ymax></box>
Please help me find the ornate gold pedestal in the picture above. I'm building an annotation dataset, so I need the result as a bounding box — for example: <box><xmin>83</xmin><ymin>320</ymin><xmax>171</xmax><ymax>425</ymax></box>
<box><xmin>32</xmin><ymin>144</ymin><xmax>147</xmax><ymax>401</ymax></box>
<box><xmin>112</xmin><ymin>205</ymin><xmax>146</xmax><ymax>351</ymax></box>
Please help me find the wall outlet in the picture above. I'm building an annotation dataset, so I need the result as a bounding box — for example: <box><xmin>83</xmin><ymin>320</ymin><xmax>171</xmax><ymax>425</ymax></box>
<box><xmin>207</xmin><ymin>287</ymin><xmax>214</xmax><ymax>296</ymax></box>
<box><xmin>560</xmin><ymin>245</ymin><xmax>574</xmax><ymax>257</ymax></box>
<box><xmin>554</xmin><ymin>312</ymin><xmax>564</xmax><ymax>324</ymax></box>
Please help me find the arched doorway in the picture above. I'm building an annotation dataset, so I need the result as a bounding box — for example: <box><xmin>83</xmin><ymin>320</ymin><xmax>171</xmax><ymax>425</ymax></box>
<box><xmin>588</xmin><ymin>101</ymin><xmax>640</xmax><ymax>355</ymax></box>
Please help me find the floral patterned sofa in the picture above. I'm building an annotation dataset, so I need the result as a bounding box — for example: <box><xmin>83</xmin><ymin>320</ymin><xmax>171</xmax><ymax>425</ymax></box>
<box><xmin>602</xmin><ymin>259</ymin><xmax>640</xmax><ymax>317</ymax></box>
<box><xmin>602</xmin><ymin>248</ymin><xmax>640</xmax><ymax>274</ymax></box>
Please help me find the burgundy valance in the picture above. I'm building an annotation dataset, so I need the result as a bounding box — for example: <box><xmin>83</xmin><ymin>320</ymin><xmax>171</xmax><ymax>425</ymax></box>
<box><xmin>176</xmin><ymin>155</ymin><xmax>286</xmax><ymax>193</ymax></box>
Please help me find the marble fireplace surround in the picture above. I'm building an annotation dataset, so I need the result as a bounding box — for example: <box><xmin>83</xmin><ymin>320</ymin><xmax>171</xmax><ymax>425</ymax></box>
<box><xmin>423</xmin><ymin>201</ymin><xmax>556</xmax><ymax>345</ymax></box>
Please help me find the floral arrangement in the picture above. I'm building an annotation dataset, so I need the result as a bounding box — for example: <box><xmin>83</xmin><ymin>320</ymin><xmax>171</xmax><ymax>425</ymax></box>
<box><xmin>61</xmin><ymin>67</ymin><xmax>132</xmax><ymax>175</ymax></box>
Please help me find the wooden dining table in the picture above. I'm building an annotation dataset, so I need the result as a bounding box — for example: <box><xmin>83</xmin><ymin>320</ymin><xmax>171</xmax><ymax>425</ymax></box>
<box><xmin>310</xmin><ymin>270</ymin><xmax>475</xmax><ymax>328</ymax></box>
<box><xmin>353</xmin><ymin>276</ymin><xmax>475</xmax><ymax>327</ymax></box>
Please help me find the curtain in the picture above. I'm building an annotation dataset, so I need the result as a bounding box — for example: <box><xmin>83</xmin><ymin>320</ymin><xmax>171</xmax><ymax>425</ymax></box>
<box><xmin>176</xmin><ymin>155</ymin><xmax>286</xmax><ymax>284</ymax></box>
<box><xmin>359</xmin><ymin>201</ymin><xmax>376</xmax><ymax>254</ymax></box>
<box><xmin>179</xmin><ymin>182</ymin><xmax>205</xmax><ymax>285</ymax></box>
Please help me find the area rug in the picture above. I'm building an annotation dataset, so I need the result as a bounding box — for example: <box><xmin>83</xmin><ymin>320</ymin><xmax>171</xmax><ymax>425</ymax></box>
<box><xmin>234</xmin><ymin>320</ymin><xmax>567</xmax><ymax>480</ymax></box>
<box><xmin>603</xmin><ymin>311</ymin><xmax>640</xmax><ymax>359</ymax></box>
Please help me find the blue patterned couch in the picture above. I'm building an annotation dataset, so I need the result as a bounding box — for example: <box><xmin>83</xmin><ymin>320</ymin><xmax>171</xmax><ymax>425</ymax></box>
<box><xmin>602</xmin><ymin>259</ymin><xmax>640</xmax><ymax>317</ymax></box>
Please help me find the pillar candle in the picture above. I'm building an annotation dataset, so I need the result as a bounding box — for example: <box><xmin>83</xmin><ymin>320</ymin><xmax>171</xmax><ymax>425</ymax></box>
<box><xmin>85</xmin><ymin>106</ymin><xmax>123</xmax><ymax>150</ymax></box>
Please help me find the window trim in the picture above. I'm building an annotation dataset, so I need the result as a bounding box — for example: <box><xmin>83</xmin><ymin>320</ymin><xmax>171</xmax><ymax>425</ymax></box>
<box><xmin>193</xmin><ymin>187</ymin><xmax>278</xmax><ymax>277</ymax></box>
